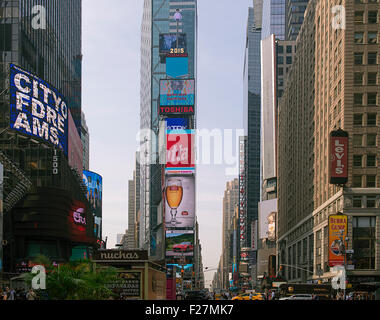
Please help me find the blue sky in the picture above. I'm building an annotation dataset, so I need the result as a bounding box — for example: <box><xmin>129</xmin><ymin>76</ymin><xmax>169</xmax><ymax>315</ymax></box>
<box><xmin>82</xmin><ymin>0</ymin><xmax>252</xmax><ymax>287</ymax></box>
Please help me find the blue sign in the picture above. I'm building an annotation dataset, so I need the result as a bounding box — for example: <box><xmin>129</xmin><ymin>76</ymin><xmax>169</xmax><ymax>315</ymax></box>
<box><xmin>160</xmin><ymin>79</ymin><xmax>195</xmax><ymax>107</ymax></box>
<box><xmin>9</xmin><ymin>64</ymin><xmax>68</xmax><ymax>155</ymax></box>
<box><xmin>166</xmin><ymin>57</ymin><xmax>189</xmax><ymax>78</ymax></box>
<box><xmin>166</xmin><ymin>118</ymin><xmax>189</xmax><ymax>130</ymax></box>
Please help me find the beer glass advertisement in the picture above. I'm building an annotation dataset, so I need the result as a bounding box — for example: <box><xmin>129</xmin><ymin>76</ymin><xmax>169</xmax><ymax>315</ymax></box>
<box><xmin>83</xmin><ymin>170</ymin><xmax>102</xmax><ymax>239</ymax></box>
<box><xmin>9</xmin><ymin>64</ymin><xmax>69</xmax><ymax>155</ymax></box>
<box><xmin>164</xmin><ymin>176</ymin><xmax>195</xmax><ymax>228</ymax></box>
<box><xmin>166</xmin><ymin>230</ymin><xmax>194</xmax><ymax>257</ymax></box>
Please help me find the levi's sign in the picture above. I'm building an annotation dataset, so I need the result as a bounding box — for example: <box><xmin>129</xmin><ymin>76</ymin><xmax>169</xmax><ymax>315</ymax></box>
<box><xmin>329</xmin><ymin>130</ymin><xmax>348</xmax><ymax>185</ymax></box>
<box><xmin>95</xmin><ymin>250</ymin><xmax>148</xmax><ymax>261</ymax></box>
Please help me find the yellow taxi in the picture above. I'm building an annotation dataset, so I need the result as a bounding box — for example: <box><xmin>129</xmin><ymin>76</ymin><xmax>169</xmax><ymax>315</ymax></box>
<box><xmin>232</xmin><ymin>292</ymin><xmax>264</xmax><ymax>301</ymax></box>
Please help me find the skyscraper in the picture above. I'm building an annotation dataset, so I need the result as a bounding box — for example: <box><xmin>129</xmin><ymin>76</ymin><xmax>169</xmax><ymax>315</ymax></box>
<box><xmin>285</xmin><ymin>0</ymin><xmax>310</xmax><ymax>40</ymax></box>
<box><xmin>262</xmin><ymin>0</ymin><xmax>286</xmax><ymax>41</ymax></box>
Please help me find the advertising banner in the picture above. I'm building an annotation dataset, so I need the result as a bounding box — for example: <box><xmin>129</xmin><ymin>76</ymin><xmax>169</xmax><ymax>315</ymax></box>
<box><xmin>83</xmin><ymin>171</ymin><xmax>103</xmax><ymax>239</ymax></box>
<box><xmin>67</xmin><ymin>200</ymin><xmax>94</xmax><ymax>244</ymax></box>
<box><xmin>329</xmin><ymin>129</ymin><xmax>349</xmax><ymax>185</ymax></box>
<box><xmin>165</xmin><ymin>230</ymin><xmax>194</xmax><ymax>257</ymax></box>
<box><xmin>239</xmin><ymin>137</ymin><xmax>247</xmax><ymax>247</ymax></box>
<box><xmin>166</xmin><ymin>118</ymin><xmax>189</xmax><ymax>131</ymax></box>
<box><xmin>9</xmin><ymin>64</ymin><xmax>68</xmax><ymax>155</ymax></box>
<box><xmin>251</xmin><ymin>220</ymin><xmax>258</xmax><ymax>251</ymax></box>
<box><xmin>159</xmin><ymin>79</ymin><xmax>195</xmax><ymax>115</ymax></box>
<box><xmin>166</xmin><ymin>57</ymin><xmax>189</xmax><ymax>78</ymax></box>
<box><xmin>328</xmin><ymin>214</ymin><xmax>348</xmax><ymax>267</ymax></box>
<box><xmin>106</xmin><ymin>271</ymin><xmax>142</xmax><ymax>300</ymax></box>
<box><xmin>164</xmin><ymin>176</ymin><xmax>195</xmax><ymax>228</ymax></box>
<box><xmin>166</xmin><ymin>129</ymin><xmax>195</xmax><ymax>174</ymax></box>
<box><xmin>258</xmin><ymin>199</ymin><xmax>277</xmax><ymax>240</ymax></box>
<box><xmin>159</xmin><ymin>33</ymin><xmax>187</xmax><ymax>57</ymax></box>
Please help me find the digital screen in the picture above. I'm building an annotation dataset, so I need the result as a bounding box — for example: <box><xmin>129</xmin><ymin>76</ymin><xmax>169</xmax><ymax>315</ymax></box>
<box><xmin>160</xmin><ymin>79</ymin><xmax>195</xmax><ymax>107</ymax></box>
<box><xmin>83</xmin><ymin>171</ymin><xmax>103</xmax><ymax>239</ymax></box>
<box><xmin>164</xmin><ymin>176</ymin><xmax>195</xmax><ymax>228</ymax></box>
<box><xmin>165</xmin><ymin>230</ymin><xmax>194</xmax><ymax>257</ymax></box>
<box><xmin>166</xmin><ymin>57</ymin><xmax>189</xmax><ymax>78</ymax></box>
<box><xmin>166</xmin><ymin>130</ymin><xmax>195</xmax><ymax>174</ymax></box>
<box><xmin>166</xmin><ymin>118</ymin><xmax>189</xmax><ymax>130</ymax></box>
<box><xmin>68</xmin><ymin>200</ymin><xmax>94</xmax><ymax>243</ymax></box>
<box><xmin>9</xmin><ymin>64</ymin><xmax>68</xmax><ymax>155</ymax></box>
<box><xmin>159</xmin><ymin>33</ymin><xmax>187</xmax><ymax>56</ymax></box>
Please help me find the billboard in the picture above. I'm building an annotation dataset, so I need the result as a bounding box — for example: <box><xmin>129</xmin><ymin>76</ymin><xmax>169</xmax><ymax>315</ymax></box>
<box><xmin>251</xmin><ymin>220</ymin><xmax>258</xmax><ymax>251</ymax></box>
<box><xmin>83</xmin><ymin>171</ymin><xmax>103</xmax><ymax>239</ymax></box>
<box><xmin>258</xmin><ymin>199</ymin><xmax>277</xmax><ymax>240</ymax></box>
<box><xmin>239</xmin><ymin>137</ymin><xmax>247</xmax><ymax>247</ymax></box>
<box><xmin>166</xmin><ymin>130</ymin><xmax>195</xmax><ymax>174</ymax></box>
<box><xmin>159</xmin><ymin>79</ymin><xmax>195</xmax><ymax>115</ymax></box>
<box><xmin>166</xmin><ymin>118</ymin><xmax>189</xmax><ymax>130</ymax></box>
<box><xmin>159</xmin><ymin>33</ymin><xmax>187</xmax><ymax>57</ymax></box>
<box><xmin>166</xmin><ymin>57</ymin><xmax>189</xmax><ymax>78</ymax></box>
<box><xmin>329</xmin><ymin>129</ymin><xmax>349</xmax><ymax>185</ymax></box>
<box><xmin>164</xmin><ymin>176</ymin><xmax>195</xmax><ymax>228</ymax></box>
<box><xmin>165</xmin><ymin>230</ymin><xmax>194</xmax><ymax>257</ymax></box>
<box><xmin>67</xmin><ymin>200</ymin><xmax>95</xmax><ymax>244</ymax></box>
<box><xmin>68</xmin><ymin>109</ymin><xmax>83</xmax><ymax>176</ymax></box>
<box><xmin>328</xmin><ymin>214</ymin><xmax>348</xmax><ymax>267</ymax></box>
<box><xmin>9</xmin><ymin>64</ymin><xmax>68</xmax><ymax>155</ymax></box>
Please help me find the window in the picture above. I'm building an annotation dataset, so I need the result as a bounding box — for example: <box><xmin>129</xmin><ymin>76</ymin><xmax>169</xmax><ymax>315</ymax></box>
<box><xmin>354</xmin><ymin>52</ymin><xmax>364</xmax><ymax>65</ymax></box>
<box><xmin>353</xmin><ymin>134</ymin><xmax>363</xmax><ymax>146</ymax></box>
<box><xmin>353</xmin><ymin>196</ymin><xmax>362</xmax><ymax>208</ymax></box>
<box><xmin>367</xmin><ymin>197</ymin><xmax>376</xmax><ymax>208</ymax></box>
<box><xmin>355</xmin><ymin>11</ymin><xmax>364</xmax><ymax>23</ymax></box>
<box><xmin>354</xmin><ymin>93</ymin><xmax>363</xmax><ymax>105</ymax></box>
<box><xmin>286</xmin><ymin>45</ymin><xmax>292</xmax><ymax>54</ymax></box>
<box><xmin>354</xmin><ymin>73</ymin><xmax>364</xmax><ymax>85</ymax></box>
<box><xmin>355</xmin><ymin>32</ymin><xmax>364</xmax><ymax>44</ymax></box>
<box><xmin>368</xmin><ymin>93</ymin><xmax>377</xmax><ymax>105</ymax></box>
<box><xmin>286</xmin><ymin>56</ymin><xmax>292</xmax><ymax>65</ymax></box>
<box><xmin>353</xmin><ymin>155</ymin><xmax>363</xmax><ymax>167</ymax></box>
<box><xmin>277</xmin><ymin>45</ymin><xmax>283</xmax><ymax>54</ymax></box>
<box><xmin>368</xmin><ymin>52</ymin><xmax>377</xmax><ymax>65</ymax></box>
<box><xmin>367</xmin><ymin>175</ymin><xmax>376</xmax><ymax>187</ymax></box>
<box><xmin>367</xmin><ymin>134</ymin><xmax>377</xmax><ymax>146</ymax></box>
<box><xmin>278</xmin><ymin>56</ymin><xmax>284</xmax><ymax>64</ymax></box>
<box><xmin>0</xmin><ymin>24</ymin><xmax>11</xmax><ymax>51</ymax></box>
<box><xmin>367</xmin><ymin>154</ymin><xmax>376</xmax><ymax>167</ymax></box>
<box><xmin>368</xmin><ymin>11</ymin><xmax>378</xmax><ymax>24</ymax></box>
<box><xmin>353</xmin><ymin>217</ymin><xmax>376</xmax><ymax>270</ymax></box>
<box><xmin>368</xmin><ymin>72</ymin><xmax>377</xmax><ymax>85</ymax></box>
<box><xmin>354</xmin><ymin>114</ymin><xmax>363</xmax><ymax>126</ymax></box>
<box><xmin>367</xmin><ymin>113</ymin><xmax>377</xmax><ymax>126</ymax></box>
<box><xmin>353</xmin><ymin>175</ymin><xmax>363</xmax><ymax>187</ymax></box>
<box><xmin>278</xmin><ymin>67</ymin><xmax>283</xmax><ymax>76</ymax></box>
<box><xmin>368</xmin><ymin>32</ymin><xmax>378</xmax><ymax>44</ymax></box>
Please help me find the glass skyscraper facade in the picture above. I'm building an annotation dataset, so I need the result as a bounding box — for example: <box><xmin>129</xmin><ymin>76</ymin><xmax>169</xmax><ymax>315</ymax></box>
<box><xmin>261</xmin><ymin>0</ymin><xmax>286</xmax><ymax>41</ymax></box>
<box><xmin>285</xmin><ymin>0</ymin><xmax>310</xmax><ymax>40</ymax></box>
<box><xmin>139</xmin><ymin>0</ymin><xmax>197</xmax><ymax>259</ymax></box>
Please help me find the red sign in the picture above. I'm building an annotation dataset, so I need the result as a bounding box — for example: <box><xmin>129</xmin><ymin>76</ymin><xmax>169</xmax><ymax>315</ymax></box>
<box><xmin>166</xmin><ymin>130</ymin><xmax>195</xmax><ymax>174</ymax></box>
<box><xmin>329</xmin><ymin>130</ymin><xmax>348</xmax><ymax>185</ymax></box>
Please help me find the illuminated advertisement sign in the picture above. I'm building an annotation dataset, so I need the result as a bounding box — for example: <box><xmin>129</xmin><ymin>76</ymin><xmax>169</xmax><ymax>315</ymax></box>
<box><xmin>251</xmin><ymin>220</ymin><xmax>258</xmax><ymax>251</ymax></box>
<box><xmin>328</xmin><ymin>214</ymin><xmax>348</xmax><ymax>267</ymax></box>
<box><xmin>166</xmin><ymin>130</ymin><xmax>195</xmax><ymax>174</ymax></box>
<box><xmin>164</xmin><ymin>176</ymin><xmax>195</xmax><ymax>228</ymax></box>
<box><xmin>159</xmin><ymin>33</ymin><xmax>187</xmax><ymax>57</ymax></box>
<box><xmin>166</xmin><ymin>118</ymin><xmax>188</xmax><ymax>131</ymax></box>
<box><xmin>83</xmin><ymin>171</ymin><xmax>102</xmax><ymax>239</ymax></box>
<box><xmin>68</xmin><ymin>200</ymin><xmax>94</xmax><ymax>244</ymax></box>
<box><xmin>329</xmin><ymin>129</ymin><xmax>348</xmax><ymax>185</ymax></box>
<box><xmin>258</xmin><ymin>199</ymin><xmax>277</xmax><ymax>240</ymax></box>
<box><xmin>159</xmin><ymin>79</ymin><xmax>195</xmax><ymax>115</ymax></box>
<box><xmin>166</xmin><ymin>230</ymin><xmax>194</xmax><ymax>257</ymax></box>
<box><xmin>166</xmin><ymin>57</ymin><xmax>189</xmax><ymax>78</ymax></box>
<box><xmin>239</xmin><ymin>137</ymin><xmax>247</xmax><ymax>247</ymax></box>
<box><xmin>9</xmin><ymin>64</ymin><xmax>68</xmax><ymax>155</ymax></box>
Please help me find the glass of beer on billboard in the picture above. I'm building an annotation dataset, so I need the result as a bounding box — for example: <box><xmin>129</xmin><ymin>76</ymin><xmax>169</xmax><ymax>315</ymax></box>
<box><xmin>166</xmin><ymin>178</ymin><xmax>183</xmax><ymax>227</ymax></box>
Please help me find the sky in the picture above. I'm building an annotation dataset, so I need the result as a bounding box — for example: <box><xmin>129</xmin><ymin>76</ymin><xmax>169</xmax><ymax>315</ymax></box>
<box><xmin>82</xmin><ymin>0</ymin><xmax>252</xmax><ymax>288</ymax></box>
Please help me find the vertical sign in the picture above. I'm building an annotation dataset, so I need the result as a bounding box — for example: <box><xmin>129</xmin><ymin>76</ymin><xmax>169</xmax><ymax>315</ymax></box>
<box><xmin>251</xmin><ymin>220</ymin><xmax>258</xmax><ymax>251</ymax></box>
<box><xmin>239</xmin><ymin>137</ymin><xmax>247</xmax><ymax>247</ymax></box>
<box><xmin>329</xmin><ymin>129</ymin><xmax>348</xmax><ymax>185</ymax></box>
<box><xmin>0</xmin><ymin>163</ymin><xmax>3</xmax><ymax>273</ymax></box>
<box><xmin>328</xmin><ymin>214</ymin><xmax>348</xmax><ymax>267</ymax></box>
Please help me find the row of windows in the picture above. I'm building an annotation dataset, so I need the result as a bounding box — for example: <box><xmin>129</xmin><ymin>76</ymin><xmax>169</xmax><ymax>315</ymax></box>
<box><xmin>354</xmin><ymin>51</ymin><xmax>378</xmax><ymax>64</ymax></box>
<box><xmin>353</xmin><ymin>154</ymin><xmax>378</xmax><ymax>167</ymax></box>
<box><xmin>354</xmin><ymin>92</ymin><xmax>378</xmax><ymax>105</ymax></box>
<box><xmin>354</xmin><ymin>10</ymin><xmax>379</xmax><ymax>24</ymax></box>
<box><xmin>353</xmin><ymin>113</ymin><xmax>378</xmax><ymax>126</ymax></box>
<box><xmin>353</xmin><ymin>133</ymin><xmax>377</xmax><ymax>147</ymax></box>
<box><xmin>354</xmin><ymin>31</ymin><xmax>378</xmax><ymax>44</ymax></box>
<box><xmin>278</xmin><ymin>56</ymin><xmax>293</xmax><ymax>65</ymax></box>
<box><xmin>354</xmin><ymin>72</ymin><xmax>378</xmax><ymax>85</ymax></box>
<box><xmin>353</xmin><ymin>175</ymin><xmax>377</xmax><ymax>187</ymax></box>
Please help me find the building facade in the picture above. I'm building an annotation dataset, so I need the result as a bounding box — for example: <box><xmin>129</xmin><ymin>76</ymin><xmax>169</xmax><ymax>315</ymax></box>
<box><xmin>285</xmin><ymin>0</ymin><xmax>310</xmax><ymax>40</ymax></box>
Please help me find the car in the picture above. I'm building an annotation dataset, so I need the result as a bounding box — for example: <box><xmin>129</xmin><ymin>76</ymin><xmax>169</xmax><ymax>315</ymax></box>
<box><xmin>232</xmin><ymin>293</ymin><xmax>264</xmax><ymax>301</ymax></box>
<box><xmin>172</xmin><ymin>242</ymin><xmax>194</xmax><ymax>252</ymax></box>
<box><xmin>184</xmin><ymin>290</ymin><xmax>209</xmax><ymax>300</ymax></box>
<box><xmin>279</xmin><ymin>294</ymin><xmax>314</xmax><ymax>300</ymax></box>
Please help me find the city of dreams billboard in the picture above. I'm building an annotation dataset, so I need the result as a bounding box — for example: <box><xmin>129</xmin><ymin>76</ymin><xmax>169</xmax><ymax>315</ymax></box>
<box><xmin>164</xmin><ymin>176</ymin><xmax>195</xmax><ymax>228</ymax></box>
<box><xmin>10</xmin><ymin>64</ymin><xmax>68</xmax><ymax>155</ymax></box>
<box><xmin>159</xmin><ymin>79</ymin><xmax>195</xmax><ymax>115</ymax></box>
<box><xmin>165</xmin><ymin>230</ymin><xmax>194</xmax><ymax>257</ymax></box>
<box><xmin>83</xmin><ymin>171</ymin><xmax>103</xmax><ymax>239</ymax></box>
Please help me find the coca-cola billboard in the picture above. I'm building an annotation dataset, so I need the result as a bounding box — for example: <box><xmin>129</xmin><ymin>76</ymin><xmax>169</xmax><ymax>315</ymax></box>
<box><xmin>329</xmin><ymin>129</ymin><xmax>349</xmax><ymax>185</ymax></box>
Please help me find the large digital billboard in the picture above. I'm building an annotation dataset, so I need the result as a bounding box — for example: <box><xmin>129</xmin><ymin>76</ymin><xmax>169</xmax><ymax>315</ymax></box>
<box><xmin>164</xmin><ymin>176</ymin><xmax>195</xmax><ymax>228</ymax></box>
<box><xmin>166</xmin><ymin>57</ymin><xmax>189</xmax><ymax>78</ymax></box>
<box><xmin>159</xmin><ymin>79</ymin><xmax>195</xmax><ymax>115</ymax></box>
<box><xmin>166</xmin><ymin>130</ymin><xmax>195</xmax><ymax>174</ymax></box>
<box><xmin>258</xmin><ymin>199</ymin><xmax>277</xmax><ymax>240</ymax></box>
<box><xmin>83</xmin><ymin>171</ymin><xmax>103</xmax><ymax>239</ymax></box>
<box><xmin>165</xmin><ymin>230</ymin><xmax>194</xmax><ymax>257</ymax></box>
<box><xmin>159</xmin><ymin>33</ymin><xmax>187</xmax><ymax>57</ymax></box>
<box><xmin>9</xmin><ymin>64</ymin><xmax>68</xmax><ymax>155</ymax></box>
<box><xmin>166</xmin><ymin>118</ymin><xmax>189</xmax><ymax>131</ymax></box>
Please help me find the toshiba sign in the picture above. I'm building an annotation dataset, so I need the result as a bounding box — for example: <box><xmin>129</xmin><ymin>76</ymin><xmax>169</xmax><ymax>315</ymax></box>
<box><xmin>329</xmin><ymin>129</ymin><xmax>349</xmax><ymax>185</ymax></box>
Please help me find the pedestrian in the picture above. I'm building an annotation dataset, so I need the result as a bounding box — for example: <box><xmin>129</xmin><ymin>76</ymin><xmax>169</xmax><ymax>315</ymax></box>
<box><xmin>8</xmin><ymin>288</ymin><xmax>15</xmax><ymax>300</ymax></box>
<box><xmin>249</xmin><ymin>292</ymin><xmax>253</xmax><ymax>300</ymax></box>
<box><xmin>26</xmin><ymin>289</ymin><xmax>36</xmax><ymax>300</ymax></box>
<box><xmin>271</xmin><ymin>290</ymin><xmax>275</xmax><ymax>300</ymax></box>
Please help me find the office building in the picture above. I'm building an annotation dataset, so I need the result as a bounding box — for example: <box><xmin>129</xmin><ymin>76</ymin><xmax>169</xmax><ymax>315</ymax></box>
<box><xmin>278</xmin><ymin>0</ymin><xmax>380</xmax><ymax>286</ymax></box>
<box><xmin>285</xmin><ymin>0</ymin><xmax>310</xmax><ymax>40</ymax></box>
<box><xmin>262</xmin><ymin>0</ymin><xmax>286</xmax><ymax>41</ymax></box>
<box><xmin>81</xmin><ymin>111</ymin><xmax>89</xmax><ymax>171</ymax></box>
